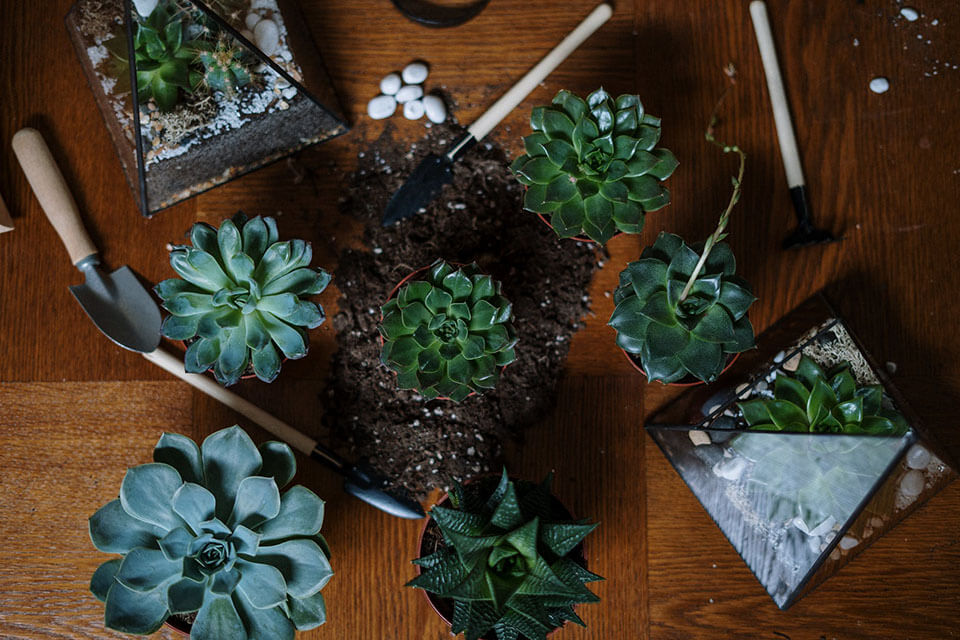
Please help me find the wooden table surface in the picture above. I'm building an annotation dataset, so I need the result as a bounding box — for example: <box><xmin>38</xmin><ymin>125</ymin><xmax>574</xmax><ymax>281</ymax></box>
<box><xmin>2</xmin><ymin>0</ymin><xmax>960</xmax><ymax>638</ymax></box>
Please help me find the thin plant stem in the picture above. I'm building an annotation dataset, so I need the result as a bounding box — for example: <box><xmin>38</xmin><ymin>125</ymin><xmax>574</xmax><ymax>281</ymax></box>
<box><xmin>678</xmin><ymin>65</ymin><xmax>747</xmax><ymax>304</ymax></box>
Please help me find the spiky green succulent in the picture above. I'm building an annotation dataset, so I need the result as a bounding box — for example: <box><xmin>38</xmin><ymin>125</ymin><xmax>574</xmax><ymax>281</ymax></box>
<box><xmin>156</xmin><ymin>212</ymin><xmax>330</xmax><ymax>386</ymax></box>
<box><xmin>738</xmin><ymin>356</ymin><xmax>909</xmax><ymax>435</ymax></box>
<box><xmin>609</xmin><ymin>232</ymin><xmax>755</xmax><ymax>384</ymax></box>
<box><xmin>195</xmin><ymin>35</ymin><xmax>253</xmax><ymax>95</ymax></box>
<box><xmin>88</xmin><ymin>426</ymin><xmax>332</xmax><ymax>639</ymax></box>
<box><xmin>510</xmin><ymin>88</ymin><xmax>677</xmax><ymax>244</ymax></box>
<box><xmin>407</xmin><ymin>470</ymin><xmax>602</xmax><ymax>640</ymax></box>
<box><xmin>379</xmin><ymin>260</ymin><xmax>517</xmax><ymax>402</ymax></box>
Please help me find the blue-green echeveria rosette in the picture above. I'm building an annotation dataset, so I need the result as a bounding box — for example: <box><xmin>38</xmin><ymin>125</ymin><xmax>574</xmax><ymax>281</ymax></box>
<box><xmin>510</xmin><ymin>88</ymin><xmax>678</xmax><ymax>244</ymax></box>
<box><xmin>608</xmin><ymin>231</ymin><xmax>756</xmax><ymax>384</ymax></box>
<box><xmin>88</xmin><ymin>426</ymin><xmax>332</xmax><ymax>639</ymax></box>
<box><xmin>155</xmin><ymin>212</ymin><xmax>330</xmax><ymax>387</ymax></box>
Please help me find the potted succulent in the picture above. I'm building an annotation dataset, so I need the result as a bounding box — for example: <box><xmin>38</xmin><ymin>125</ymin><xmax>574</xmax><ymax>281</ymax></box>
<box><xmin>88</xmin><ymin>425</ymin><xmax>332</xmax><ymax>637</ymax></box>
<box><xmin>407</xmin><ymin>469</ymin><xmax>602</xmax><ymax>640</ymax></box>
<box><xmin>66</xmin><ymin>0</ymin><xmax>347</xmax><ymax>215</ymax></box>
<box><xmin>378</xmin><ymin>259</ymin><xmax>517</xmax><ymax>402</ymax></box>
<box><xmin>608</xmin><ymin>110</ymin><xmax>756</xmax><ymax>384</ymax></box>
<box><xmin>509</xmin><ymin>87</ymin><xmax>677</xmax><ymax>244</ymax></box>
<box><xmin>155</xmin><ymin>211</ymin><xmax>330</xmax><ymax>386</ymax></box>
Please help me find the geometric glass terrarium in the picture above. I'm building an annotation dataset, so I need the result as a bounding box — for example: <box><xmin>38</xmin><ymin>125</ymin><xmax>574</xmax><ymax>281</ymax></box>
<box><xmin>646</xmin><ymin>295</ymin><xmax>956</xmax><ymax>609</ymax></box>
<box><xmin>66</xmin><ymin>0</ymin><xmax>347</xmax><ymax>216</ymax></box>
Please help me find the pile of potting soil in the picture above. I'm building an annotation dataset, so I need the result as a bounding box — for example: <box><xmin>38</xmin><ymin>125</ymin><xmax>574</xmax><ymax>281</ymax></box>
<box><xmin>324</xmin><ymin>123</ymin><xmax>602</xmax><ymax>497</ymax></box>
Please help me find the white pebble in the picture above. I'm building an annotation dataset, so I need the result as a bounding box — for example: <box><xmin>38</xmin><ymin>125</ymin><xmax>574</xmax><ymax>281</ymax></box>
<box><xmin>402</xmin><ymin>61</ymin><xmax>429</xmax><ymax>84</ymax></box>
<box><xmin>900</xmin><ymin>7</ymin><xmax>919</xmax><ymax>21</ymax></box>
<box><xmin>422</xmin><ymin>94</ymin><xmax>447</xmax><ymax>123</ymax></box>
<box><xmin>367</xmin><ymin>95</ymin><xmax>397</xmax><ymax>120</ymax></box>
<box><xmin>839</xmin><ymin>535</ymin><xmax>859</xmax><ymax>550</ymax></box>
<box><xmin>245</xmin><ymin>12</ymin><xmax>261</xmax><ymax>30</ymax></box>
<box><xmin>403</xmin><ymin>99</ymin><xmax>425</xmax><ymax>120</ymax></box>
<box><xmin>782</xmin><ymin>353</ymin><xmax>801</xmax><ymax>372</ymax></box>
<box><xmin>906</xmin><ymin>444</ymin><xmax>931</xmax><ymax>470</ymax></box>
<box><xmin>870</xmin><ymin>77</ymin><xmax>890</xmax><ymax>94</ymax></box>
<box><xmin>379</xmin><ymin>73</ymin><xmax>402</xmax><ymax>96</ymax></box>
<box><xmin>688</xmin><ymin>430</ymin><xmax>711</xmax><ymax>446</ymax></box>
<box><xmin>395</xmin><ymin>84</ymin><xmax>423</xmax><ymax>103</ymax></box>
<box><xmin>254</xmin><ymin>19</ymin><xmax>280</xmax><ymax>57</ymax></box>
<box><xmin>899</xmin><ymin>469</ymin><xmax>924</xmax><ymax>497</ymax></box>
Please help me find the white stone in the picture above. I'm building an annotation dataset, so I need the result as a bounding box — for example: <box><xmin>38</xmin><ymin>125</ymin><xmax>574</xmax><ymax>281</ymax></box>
<box><xmin>839</xmin><ymin>535</ymin><xmax>859</xmax><ymax>550</ymax></box>
<box><xmin>906</xmin><ymin>444</ymin><xmax>931</xmax><ymax>470</ymax></box>
<box><xmin>402</xmin><ymin>61</ymin><xmax>429</xmax><ymax>84</ymax></box>
<box><xmin>900</xmin><ymin>7</ymin><xmax>919</xmax><ymax>21</ymax></box>
<box><xmin>134</xmin><ymin>0</ymin><xmax>158</xmax><ymax>18</ymax></box>
<box><xmin>254</xmin><ymin>19</ymin><xmax>280</xmax><ymax>57</ymax></box>
<box><xmin>422</xmin><ymin>94</ymin><xmax>447</xmax><ymax>123</ymax></box>
<box><xmin>367</xmin><ymin>95</ymin><xmax>397</xmax><ymax>120</ymax></box>
<box><xmin>245</xmin><ymin>12</ymin><xmax>262</xmax><ymax>30</ymax></box>
<box><xmin>379</xmin><ymin>73</ymin><xmax>402</xmax><ymax>96</ymax></box>
<box><xmin>783</xmin><ymin>352</ymin><xmax>801</xmax><ymax>371</ymax></box>
<box><xmin>688</xmin><ymin>430</ymin><xmax>711</xmax><ymax>446</ymax></box>
<box><xmin>870</xmin><ymin>77</ymin><xmax>890</xmax><ymax>94</ymax></box>
<box><xmin>395</xmin><ymin>84</ymin><xmax>423</xmax><ymax>104</ymax></box>
<box><xmin>899</xmin><ymin>469</ymin><xmax>924</xmax><ymax>497</ymax></box>
<box><xmin>403</xmin><ymin>99</ymin><xmax>425</xmax><ymax>120</ymax></box>
<box><xmin>712</xmin><ymin>457</ymin><xmax>746</xmax><ymax>481</ymax></box>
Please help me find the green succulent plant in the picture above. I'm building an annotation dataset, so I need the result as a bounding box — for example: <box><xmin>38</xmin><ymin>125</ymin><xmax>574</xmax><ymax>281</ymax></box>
<box><xmin>88</xmin><ymin>426</ymin><xmax>332</xmax><ymax>639</ymax></box>
<box><xmin>510</xmin><ymin>88</ymin><xmax>677</xmax><ymax>244</ymax></box>
<box><xmin>738</xmin><ymin>356</ymin><xmax>909</xmax><ymax>435</ymax></box>
<box><xmin>378</xmin><ymin>260</ymin><xmax>517</xmax><ymax>402</ymax></box>
<box><xmin>195</xmin><ymin>34</ymin><xmax>253</xmax><ymax>95</ymax></box>
<box><xmin>407</xmin><ymin>470</ymin><xmax>602</xmax><ymax>640</ymax></box>
<box><xmin>132</xmin><ymin>1</ymin><xmax>202</xmax><ymax>111</ymax></box>
<box><xmin>609</xmin><ymin>232</ymin><xmax>756</xmax><ymax>384</ymax></box>
<box><xmin>156</xmin><ymin>212</ymin><xmax>330</xmax><ymax>386</ymax></box>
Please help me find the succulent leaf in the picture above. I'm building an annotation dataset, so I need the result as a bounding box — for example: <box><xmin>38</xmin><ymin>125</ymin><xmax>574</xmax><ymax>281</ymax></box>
<box><xmin>609</xmin><ymin>231</ymin><xmax>756</xmax><ymax>384</ymax></box>
<box><xmin>511</xmin><ymin>88</ymin><xmax>677</xmax><ymax>244</ymax></box>
<box><xmin>88</xmin><ymin>426</ymin><xmax>332</xmax><ymax>639</ymax></box>
<box><xmin>157</xmin><ymin>212</ymin><xmax>330</xmax><ymax>386</ymax></box>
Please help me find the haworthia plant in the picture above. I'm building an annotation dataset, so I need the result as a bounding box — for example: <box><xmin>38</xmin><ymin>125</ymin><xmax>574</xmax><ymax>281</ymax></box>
<box><xmin>155</xmin><ymin>211</ymin><xmax>330</xmax><ymax>386</ymax></box>
<box><xmin>510</xmin><ymin>88</ymin><xmax>677</xmax><ymax>244</ymax></box>
<box><xmin>379</xmin><ymin>260</ymin><xmax>517</xmax><ymax>402</ymax></box>
<box><xmin>407</xmin><ymin>470</ymin><xmax>602</xmax><ymax>640</ymax></box>
<box><xmin>88</xmin><ymin>426</ymin><xmax>332</xmax><ymax>639</ymax></box>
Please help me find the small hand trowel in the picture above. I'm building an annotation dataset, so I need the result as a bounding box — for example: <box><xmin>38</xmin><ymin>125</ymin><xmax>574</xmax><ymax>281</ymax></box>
<box><xmin>12</xmin><ymin>127</ymin><xmax>423</xmax><ymax>520</ymax></box>
<box><xmin>382</xmin><ymin>2</ymin><xmax>613</xmax><ymax>226</ymax></box>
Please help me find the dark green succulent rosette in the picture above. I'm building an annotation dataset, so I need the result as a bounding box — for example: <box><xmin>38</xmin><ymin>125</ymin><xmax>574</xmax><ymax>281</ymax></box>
<box><xmin>510</xmin><ymin>88</ymin><xmax>677</xmax><ymax>244</ymax></box>
<box><xmin>155</xmin><ymin>212</ymin><xmax>330</xmax><ymax>386</ymax></box>
<box><xmin>407</xmin><ymin>470</ymin><xmax>602</xmax><ymax>640</ymax></box>
<box><xmin>379</xmin><ymin>260</ymin><xmax>517</xmax><ymax>402</ymax></box>
<box><xmin>738</xmin><ymin>356</ymin><xmax>909</xmax><ymax>435</ymax></box>
<box><xmin>609</xmin><ymin>232</ymin><xmax>756</xmax><ymax>384</ymax></box>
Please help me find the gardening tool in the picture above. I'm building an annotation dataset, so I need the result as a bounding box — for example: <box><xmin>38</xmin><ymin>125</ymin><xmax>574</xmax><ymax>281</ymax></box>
<box><xmin>750</xmin><ymin>0</ymin><xmax>838</xmax><ymax>249</ymax></box>
<box><xmin>0</xmin><ymin>191</ymin><xmax>13</xmax><ymax>233</ymax></box>
<box><xmin>12</xmin><ymin>127</ymin><xmax>424</xmax><ymax>520</ymax></box>
<box><xmin>382</xmin><ymin>1</ymin><xmax>613</xmax><ymax>226</ymax></box>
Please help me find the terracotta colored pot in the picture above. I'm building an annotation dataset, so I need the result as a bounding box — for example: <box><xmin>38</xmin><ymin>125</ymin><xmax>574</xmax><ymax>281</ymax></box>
<box><xmin>621</xmin><ymin>348</ymin><xmax>741</xmax><ymax>388</ymax></box>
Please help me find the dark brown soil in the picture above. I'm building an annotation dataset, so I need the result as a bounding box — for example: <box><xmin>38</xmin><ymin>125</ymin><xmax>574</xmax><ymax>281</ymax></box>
<box><xmin>325</xmin><ymin>123</ymin><xmax>602</xmax><ymax>497</ymax></box>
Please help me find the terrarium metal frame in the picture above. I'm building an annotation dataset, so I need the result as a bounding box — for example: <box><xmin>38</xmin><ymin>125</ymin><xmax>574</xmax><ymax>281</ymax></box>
<box><xmin>645</xmin><ymin>294</ymin><xmax>956</xmax><ymax>609</ymax></box>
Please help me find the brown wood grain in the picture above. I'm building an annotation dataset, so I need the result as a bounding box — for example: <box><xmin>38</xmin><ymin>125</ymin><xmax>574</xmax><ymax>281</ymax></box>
<box><xmin>2</xmin><ymin>0</ymin><xmax>960</xmax><ymax>638</ymax></box>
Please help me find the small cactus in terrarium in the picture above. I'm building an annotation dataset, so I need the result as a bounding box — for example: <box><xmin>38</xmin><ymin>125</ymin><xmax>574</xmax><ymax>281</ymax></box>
<box><xmin>155</xmin><ymin>212</ymin><xmax>330</xmax><ymax>386</ymax></box>
<box><xmin>379</xmin><ymin>260</ymin><xmax>517</xmax><ymax>402</ymax></box>
<box><xmin>510</xmin><ymin>88</ymin><xmax>677</xmax><ymax>244</ymax></box>
<box><xmin>407</xmin><ymin>470</ymin><xmax>602</xmax><ymax>640</ymax></box>
<box><xmin>195</xmin><ymin>34</ymin><xmax>253</xmax><ymax>95</ymax></box>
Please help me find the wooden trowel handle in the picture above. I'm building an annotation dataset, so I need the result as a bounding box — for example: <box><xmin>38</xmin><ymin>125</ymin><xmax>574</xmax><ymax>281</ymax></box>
<box><xmin>12</xmin><ymin>128</ymin><xmax>97</xmax><ymax>265</ymax></box>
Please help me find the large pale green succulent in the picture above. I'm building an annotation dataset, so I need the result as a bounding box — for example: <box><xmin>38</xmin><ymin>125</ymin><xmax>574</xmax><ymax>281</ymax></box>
<box><xmin>88</xmin><ymin>426</ymin><xmax>332</xmax><ymax>639</ymax></box>
<box><xmin>510</xmin><ymin>88</ymin><xmax>677</xmax><ymax>244</ymax></box>
<box><xmin>609</xmin><ymin>232</ymin><xmax>755</xmax><ymax>384</ymax></box>
<box><xmin>738</xmin><ymin>356</ymin><xmax>909</xmax><ymax>435</ymax></box>
<box><xmin>156</xmin><ymin>212</ymin><xmax>330</xmax><ymax>386</ymax></box>
<box><xmin>407</xmin><ymin>470</ymin><xmax>602</xmax><ymax>640</ymax></box>
<box><xmin>379</xmin><ymin>260</ymin><xmax>517</xmax><ymax>402</ymax></box>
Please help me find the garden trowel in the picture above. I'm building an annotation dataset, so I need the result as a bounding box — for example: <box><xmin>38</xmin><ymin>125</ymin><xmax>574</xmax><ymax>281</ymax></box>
<box><xmin>382</xmin><ymin>2</ymin><xmax>613</xmax><ymax>226</ymax></box>
<box><xmin>12</xmin><ymin>127</ymin><xmax>424</xmax><ymax>520</ymax></box>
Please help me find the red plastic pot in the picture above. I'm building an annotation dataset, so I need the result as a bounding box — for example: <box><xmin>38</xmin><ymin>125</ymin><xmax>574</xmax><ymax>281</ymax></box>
<box><xmin>621</xmin><ymin>347</ymin><xmax>741</xmax><ymax>388</ymax></box>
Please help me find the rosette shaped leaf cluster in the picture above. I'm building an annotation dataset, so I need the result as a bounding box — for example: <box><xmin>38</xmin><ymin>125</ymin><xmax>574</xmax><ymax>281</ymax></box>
<box><xmin>738</xmin><ymin>356</ymin><xmax>909</xmax><ymax>435</ymax></box>
<box><xmin>156</xmin><ymin>212</ymin><xmax>330</xmax><ymax>386</ymax></box>
<box><xmin>510</xmin><ymin>88</ymin><xmax>678</xmax><ymax>244</ymax></box>
<box><xmin>88</xmin><ymin>426</ymin><xmax>332</xmax><ymax>639</ymax></box>
<box><xmin>609</xmin><ymin>232</ymin><xmax>756</xmax><ymax>384</ymax></box>
<box><xmin>132</xmin><ymin>0</ymin><xmax>200</xmax><ymax>111</ymax></box>
<box><xmin>379</xmin><ymin>260</ymin><xmax>517</xmax><ymax>402</ymax></box>
<box><xmin>407</xmin><ymin>471</ymin><xmax>602</xmax><ymax>640</ymax></box>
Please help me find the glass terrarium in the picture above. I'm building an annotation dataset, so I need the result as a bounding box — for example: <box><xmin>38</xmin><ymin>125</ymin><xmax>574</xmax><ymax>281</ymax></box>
<box><xmin>66</xmin><ymin>0</ymin><xmax>347</xmax><ymax>216</ymax></box>
<box><xmin>646</xmin><ymin>295</ymin><xmax>956</xmax><ymax>609</ymax></box>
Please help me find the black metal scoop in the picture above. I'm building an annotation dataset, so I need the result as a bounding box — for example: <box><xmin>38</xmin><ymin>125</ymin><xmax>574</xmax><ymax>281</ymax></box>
<box><xmin>784</xmin><ymin>185</ymin><xmax>838</xmax><ymax>249</ymax></box>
